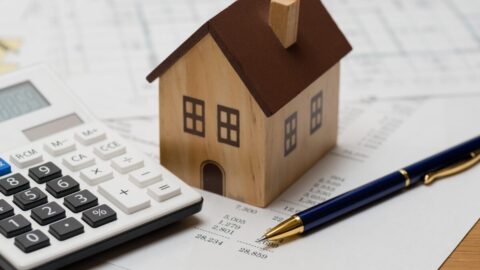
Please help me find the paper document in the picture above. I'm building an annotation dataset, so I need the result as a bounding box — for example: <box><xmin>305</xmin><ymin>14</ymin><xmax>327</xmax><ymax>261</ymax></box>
<box><xmin>76</xmin><ymin>96</ymin><xmax>480</xmax><ymax>270</ymax></box>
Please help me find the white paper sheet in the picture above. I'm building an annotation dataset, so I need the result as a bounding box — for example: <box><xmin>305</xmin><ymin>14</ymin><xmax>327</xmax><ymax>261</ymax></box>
<box><xmin>74</xmin><ymin>96</ymin><xmax>480</xmax><ymax>270</ymax></box>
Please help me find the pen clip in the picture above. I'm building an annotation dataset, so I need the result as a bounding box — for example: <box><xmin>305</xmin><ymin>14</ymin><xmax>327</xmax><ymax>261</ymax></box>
<box><xmin>424</xmin><ymin>150</ymin><xmax>480</xmax><ymax>185</ymax></box>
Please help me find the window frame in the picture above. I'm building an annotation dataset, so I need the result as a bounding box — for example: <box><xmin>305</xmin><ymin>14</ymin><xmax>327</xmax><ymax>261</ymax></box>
<box><xmin>284</xmin><ymin>111</ymin><xmax>298</xmax><ymax>156</ymax></box>
<box><xmin>217</xmin><ymin>105</ymin><xmax>240</xmax><ymax>147</ymax></box>
<box><xmin>183</xmin><ymin>95</ymin><xmax>205</xmax><ymax>137</ymax></box>
<box><xmin>310</xmin><ymin>90</ymin><xmax>323</xmax><ymax>134</ymax></box>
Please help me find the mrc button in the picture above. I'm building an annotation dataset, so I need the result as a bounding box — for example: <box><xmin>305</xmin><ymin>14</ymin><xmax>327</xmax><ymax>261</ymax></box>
<box><xmin>10</xmin><ymin>147</ymin><xmax>43</xmax><ymax>169</ymax></box>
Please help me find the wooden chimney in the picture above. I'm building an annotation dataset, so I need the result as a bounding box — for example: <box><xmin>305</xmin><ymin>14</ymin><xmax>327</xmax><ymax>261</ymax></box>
<box><xmin>268</xmin><ymin>0</ymin><xmax>300</xmax><ymax>48</ymax></box>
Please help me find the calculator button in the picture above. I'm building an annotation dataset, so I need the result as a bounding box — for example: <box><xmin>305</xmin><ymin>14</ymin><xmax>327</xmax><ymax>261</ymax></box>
<box><xmin>46</xmin><ymin>176</ymin><xmax>80</xmax><ymax>198</ymax></box>
<box><xmin>98</xmin><ymin>181</ymin><xmax>150</xmax><ymax>214</ymax></box>
<box><xmin>62</xmin><ymin>152</ymin><xmax>96</xmax><ymax>171</ymax></box>
<box><xmin>80</xmin><ymin>165</ymin><xmax>113</xmax><ymax>185</ymax></box>
<box><xmin>0</xmin><ymin>214</ymin><xmax>31</xmax><ymax>238</ymax></box>
<box><xmin>15</xmin><ymin>230</ymin><xmax>50</xmax><ymax>253</ymax></box>
<box><xmin>28</xmin><ymin>162</ymin><xmax>62</xmax><ymax>184</ymax></box>
<box><xmin>129</xmin><ymin>167</ymin><xmax>162</xmax><ymax>188</ymax></box>
<box><xmin>10</xmin><ymin>147</ymin><xmax>43</xmax><ymax>169</ymax></box>
<box><xmin>147</xmin><ymin>181</ymin><xmax>181</xmax><ymax>202</ymax></box>
<box><xmin>44</xmin><ymin>138</ymin><xmax>76</xmax><ymax>157</ymax></box>
<box><xmin>0</xmin><ymin>173</ymin><xmax>30</xmax><ymax>195</ymax></box>
<box><xmin>75</xmin><ymin>126</ymin><xmax>106</xmax><ymax>146</ymax></box>
<box><xmin>82</xmin><ymin>204</ymin><xmax>117</xmax><ymax>228</ymax></box>
<box><xmin>13</xmin><ymin>187</ymin><xmax>48</xmax><ymax>211</ymax></box>
<box><xmin>49</xmin><ymin>217</ymin><xmax>84</xmax><ymax>241</ymax></box>
<box><xmin>0</xmin><ymin>158</ymin><xmax>11</xmax><ymax>177</ymax></box>
<box><xmin>0</xmin><ymin>199</ymin><xmax>14</xmax><ymax>220</ymax></box>
<box><xmin>31</xmin><ymin>202</ymin><xmax>66</xmax><ymax>226</ymax></box>
<box><xmin>93</xmin><ymin>140</ymin><xmax>126</xmax><ymax>160</ymax></box>
<box><xmin>111</xmin><ymin>154</ymin><xmax>144</xmax><ymax>174</ymax></box>
<box><xmin>64</xmin><ymin>190</ymin><xmax>98</xmax><ymax>213</ymax></box>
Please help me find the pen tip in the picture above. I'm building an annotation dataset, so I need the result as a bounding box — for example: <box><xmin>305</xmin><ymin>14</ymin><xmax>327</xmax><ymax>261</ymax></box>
<box><xmin>256</xmin><ymin>235</ymin><xmax>267</xmax><ymax>242</ymax></box>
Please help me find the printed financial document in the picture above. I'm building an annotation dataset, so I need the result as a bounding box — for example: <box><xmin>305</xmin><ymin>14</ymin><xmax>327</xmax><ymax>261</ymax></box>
<box><xmin>75</xmin><ymin>96</ymin><xmax>480</xmax><ymax>270</ymax></box>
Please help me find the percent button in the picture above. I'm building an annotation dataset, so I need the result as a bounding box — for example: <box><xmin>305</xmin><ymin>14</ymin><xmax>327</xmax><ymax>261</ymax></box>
<box><xmin>82</xmin><ymin>204</ymin><xmax>117</xmax><ymax>228</ymax></box>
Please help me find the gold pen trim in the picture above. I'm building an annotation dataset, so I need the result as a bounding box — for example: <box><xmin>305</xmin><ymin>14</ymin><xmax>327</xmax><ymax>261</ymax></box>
<box><xmin>399</xmin><ymin>169</ymin><xmax>411</xmax><ymax>188</ymax></box>
<box><xmin>424</xmin><ymin>151</ymin><xmax>480</xmax><ymax>185</ymax></box>
<box><xmin>261</xmin><ymin>215</ymin><xmax>304</xmax><ymax>242</ymax></box>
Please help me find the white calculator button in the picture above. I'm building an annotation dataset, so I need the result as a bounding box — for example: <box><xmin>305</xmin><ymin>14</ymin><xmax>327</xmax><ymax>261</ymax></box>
<box><xmin>129</xmin><ymin>167</ymin><xmax>162</xmax><ymax>188</ymax></box>
<box><xmin>98</xmin><ymin>181</ymin><xmax>150</xmax><ymax>214</ymax></box>
<box><xmin>147</xmin><ymin>181</ymin><xmax>181</xmax><ymax>202</ymax></box>
<box><xmin>80</xmin><ymin>165</ymin><xmax>114</xmax><ymax>185</ymax></box>
<box><xmin>111</xmin><ymin>154</ymin><xmax>144</xmax><ymax>174</ymax></box>
<box><xmin>62</xmin><ymin>152</ymin><xmax>96</xmax><ymax>171</ymax></box>
<box><xmin>43</xmin><ymin>138</ymin><xmax>76</xmax><ymax>156</ymax></box>
<box><xmin>9</xmin><ymin>147</ymin><xmax>43</xmax><ymax>169</ymax></box>
<box><xmin>93</xmin><ymin>140</ymin><xmax>126</xmax><ymax>160</ymax></box>
<box><xmin>74</xmin><ymin>126</ymin><xmax>106</xmax><ymax>145</ymax></box>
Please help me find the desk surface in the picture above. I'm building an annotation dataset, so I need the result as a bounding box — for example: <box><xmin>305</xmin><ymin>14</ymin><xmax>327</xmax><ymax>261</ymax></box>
<box><xmin>441</xmin><ymin>219</ymin><xmax>480</xmax><ymax>269</ymax></box>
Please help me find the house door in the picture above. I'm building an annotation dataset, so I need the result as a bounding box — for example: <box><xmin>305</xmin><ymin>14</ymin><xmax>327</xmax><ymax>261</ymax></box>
<box><xmin>201</xmin><ymin>161</ymin><xmax>224</xmax><ymax>195</ymax></box>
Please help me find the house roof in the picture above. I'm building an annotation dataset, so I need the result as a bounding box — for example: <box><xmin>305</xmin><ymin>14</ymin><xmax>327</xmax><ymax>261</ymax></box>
<box><xmin>147</xmin><ymin>0</ymin><xmax>352</xmax><ymax>117</ymax></box>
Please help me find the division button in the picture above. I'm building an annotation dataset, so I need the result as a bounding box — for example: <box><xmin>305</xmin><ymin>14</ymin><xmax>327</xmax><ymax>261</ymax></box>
<box><xmin>43</xmin><ymin>137</ymin><xmax>76</xmax><ymax>157</ymax></box>
<box><xmin>62</xmin><ymin>151</ymin><xmax>96</xmax><ymax>172</ymax></box>
<box><xmin>63</xmin><ymin>190</ymin><xmax>98</xmax><ymax>213</ymax></box>
<box><xmin>0</xmin><ymin>173</ymin><xmax>30</xmax><ymax>196</ymax></box>
<box><xmin>0</xmin><ymin>158</ymin><xmax>11</xmax><ymax>177</ymax></box>
<box><xmin>111</xmin><ymin>154</ymin><xmax>144</xmax><ymax>174</ymax></box>
<box><xmin>46</xmin><ymin>175</ymin><xmax>80</xmax><ymax>198</ymax></box>
<box><xmin>49</xmin><ymin>217</ymin><xmax>84</xmax><ymax>241</ymax></box>
<box><xmin>28</xmin><ymin>162</ymin><xmax>62</xmax><ymax>184</ymax></box>
<box><xmin>9</xmin><ymin>147</ymin><xmax>43</xmax><ymax>169</ymax></box>
<box><xmin>80</xmin><ymin>165</ymin><xmax>113</xmax><ymax>186</ymax></box>
<box><xmin>82</xmin><ymin>204</ymin><xmax>117</xmax><ymax>228</ymax></box>
<box><xmin>13</xmin><ymin>187</ymin><xmax>48</xmax><ymax>211</ymax></box>
<box><xmin>0</xmin><ymin>199</ymin><xmax>14</xmax><ymax>220</ymax></box>
<box><xmin>98</xmin><ymin>181</ymin><xmax>150</xmax><ymax>214</ymax></box>
<box><xmin>147</xmin><ymin>181</ymin><xmax>181</xmax><ymax>202</ymax></box>
<box><xmin>31</xmin><ymin>201</ymin><xmax>66</xmax><ymax>226</ymax></box>
<box><xmin>0</xmin><ymin>214</ymin><xmax>32</xmax><ymax>238</ymax></box>
<box><xmin>15</xmin><ymin>230</ymin><xmax>50</xmax><ymax>253</ymax></box>
<box><xmin>129</xmin><ymin>167</ymin><xmax>162</xmax><ymax>188</ymax></box>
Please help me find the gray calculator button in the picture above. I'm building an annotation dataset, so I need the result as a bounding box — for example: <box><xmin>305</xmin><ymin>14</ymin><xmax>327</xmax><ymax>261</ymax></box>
<box><xmin>28</xmin><ymin>162</ymin><xmax>62</xmax><ymax>184</ymax></box>
<box><xmin>0</xmin><ymin>199</ymin><xmax>14</xmax><ymax>220</ymax></box>
<box><xmin>49</xmin><ymin>217</ymin><xmax>84</xmax><ymax>241</ymax></box>
<box><xmin>82</xmin><ymin>204</ymin><xmax>117</xmax><ymax>228</ymax></box>
<box><xmin>46</xmin><ymin>175</ymin><xmax>80</xmax><ymax>198</ymax></box>
<box><xmin>15</xmin><ymin>230</ymin><xmax>50</xmax><ymax>253</ymax></box>
<box><xmin>0</xmin><ymin>173</ymin><xmax>30</xmax><ymax>196</ymax></box>
<box><xmin>31</xmin><ymin>202</ymin><xmax>66</xmax><ymax>226</ymax></box>
<box><xmin>13</xmin><ymin>187</ymin><xmax>48</xmax><ymax>210</ymax></box>
<box><xmin>0</xmin><ymin>214</ymin><xmax>32</xmax><ymax>238</ymax></box>
<box><xmin>63</xmin><ymin>190</ymin><xmax>98</xmax><ymax>213</ymax></box>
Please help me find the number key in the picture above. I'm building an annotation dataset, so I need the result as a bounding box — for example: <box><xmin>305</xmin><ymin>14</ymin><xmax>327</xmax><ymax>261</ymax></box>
<box><xmin>46</xmin><ymin>176</ymin><xmax>80</xmax><ymax>198</ymax></box>
<box><xmin>15</xmin><ymin>230</ymin><xmax>50</xmax><ymax>253</ymax></box>
<box><xmin>13</xmin><ymin>187</ymin><xmax>48</xmax><ymax>210</ymax></box>
<box><xmin>64</xmin><ymin>190</ymin><xmax>98</xmax><ymax>213</ymax></box>
<box><xmin>0</xmin><ymin>199</ymin><xmax>14</xmax><ymax>220</ymax></box>
<box><xmin>0</xmin><ymin>214</ymin><xmax>31</xmax><ymax>238</ymax></box>
<box><xmin>0</xmin><ymin>173</ymin><xmax>30</xmax><ymax>195</ymax></box>
<box><xmin>28</xmin><ymin>162</ymin><xmax>62</xmax><ymax>184</ymax></box>
<box><xmin>31</xmin><ymin>202</ymin><xmax>66</xmax><ymax>226</ymax></box>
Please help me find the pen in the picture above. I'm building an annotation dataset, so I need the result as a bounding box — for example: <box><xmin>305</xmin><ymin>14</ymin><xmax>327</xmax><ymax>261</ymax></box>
<box><xmin>260</xmin><ymin>135</ymin><xmax>480</xmax><ymax>242</ymax></box>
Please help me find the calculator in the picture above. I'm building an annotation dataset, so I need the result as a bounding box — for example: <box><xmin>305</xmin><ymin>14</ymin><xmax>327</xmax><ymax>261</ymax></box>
<box><xmin>0</xmin><ymin>66</ymin><xmax>203</xmax><ymax>270</ymax></box>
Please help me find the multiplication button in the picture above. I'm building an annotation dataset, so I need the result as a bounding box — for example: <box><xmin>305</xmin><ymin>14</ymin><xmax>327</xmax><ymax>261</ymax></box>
<box><xmin>80</xmin><ymin>165</ymin><xmax>113</xmax><ymax>185</ymax></box>
<box><xmin>49</xmin><ymin>217</ymin><xmax>84</xmax><ymax>241</ymax></box>
<box><xmin>0</xmin><ymin>173</ymin><xmax>30</xmax><ymax>195</ymax></box>
<box><xmin>28</xmin><ymin>162</ymin><xmax>62</xmax><ymax>184</ymax></box>
<box><xmin>82</xmin><ymin>204</ymin><xmax>117</xmax><ymax>228</ymax></box>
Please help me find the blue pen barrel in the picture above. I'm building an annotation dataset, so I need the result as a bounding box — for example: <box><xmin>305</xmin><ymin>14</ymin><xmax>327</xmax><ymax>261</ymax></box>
<box><xmin>298</xmin><ymin>171</ymin><xmax>405</xmax><ymax>231</ymax></box>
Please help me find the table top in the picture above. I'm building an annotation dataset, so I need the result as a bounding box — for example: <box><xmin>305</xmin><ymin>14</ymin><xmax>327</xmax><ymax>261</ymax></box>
<box><xmin>441</xmin><ymin>219</ymin><xmax>480</xmax><ymax>269</ymax></box>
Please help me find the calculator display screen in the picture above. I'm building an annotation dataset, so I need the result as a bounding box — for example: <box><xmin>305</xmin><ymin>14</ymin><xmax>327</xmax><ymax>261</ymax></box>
<box><xmin>0</xmin><ymin>81</ymin><xmax>50</xmax><ymax>123</ymax></box>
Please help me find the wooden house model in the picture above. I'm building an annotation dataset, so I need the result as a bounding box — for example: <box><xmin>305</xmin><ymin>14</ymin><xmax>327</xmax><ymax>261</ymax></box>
<box><xmin>147</xmin><ymin>0</ymin><xmax>352</xmax><ymax>207</ymax></box>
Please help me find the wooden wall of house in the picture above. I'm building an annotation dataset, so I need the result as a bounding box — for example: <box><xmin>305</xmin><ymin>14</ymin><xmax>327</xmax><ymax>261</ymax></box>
<box><xmin>159</xmin><ymin>34</ymin><xmax>268</xmax><ymax>206</ymax></box>
<box><xmin>264</xmin><ymin>63</ymin><xmax>340</xmax><ymax>205</ymax></box>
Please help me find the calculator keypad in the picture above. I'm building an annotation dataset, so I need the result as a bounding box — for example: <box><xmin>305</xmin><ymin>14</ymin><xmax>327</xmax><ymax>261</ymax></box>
<box><xmin>13</xmin><ymin>187</ymin><xmax>48</xmax><ymax>211</ymax></box>
<box><xmin>63</xmin><ymin>190</ymin><xmax>98</xmax><ymax>213</ymax></box>
<box><xmin>46</xmin><ymin>176</ymin><xmax>80</xmax><ymax>198</ymax></box>
<box><xmin>31</xmin><ymin>202</ymin><xmax>66</xmax><ymax>226</ymax></box>
<box><xmin>0</xmin><ymin>173</ymin><xmax>30</xmax><ymax>195</ymax></box>
<box><xmin>0</xmin><ymin>214</ymin><xmax>32</xmax><ymax>238</ymax></box>
<box><xmin>80</xmin><ymin>165</ymin><xmax>113</xmax><ymax>185</ymax></box>
<box><xmin>14</xmin><ymin>230</ymin><xmax>50</xmax><ymax>253</ymax></box>
<box><xmin>28</xmin><ymin>162</ymin><xmax>62</xmax><ymax>184</ymax></box>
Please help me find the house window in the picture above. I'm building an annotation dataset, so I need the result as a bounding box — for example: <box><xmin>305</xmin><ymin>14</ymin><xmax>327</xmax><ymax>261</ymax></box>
<box><xmin>183</xmin><ymin>96</ymin><xmax>205</xmax><ymax>137</ymax></box>
<box><xmin>217</xmin><ymin>105</ymin><xmax>240</xmax><ymax>147</ymax></box>
<box><xmin>310</xmin><ymin>91</ymin><xmax>323</xmax><ymax>134</ymax></box>
<box><xmin>284</xmin><ymin>112</ymin><xmax>297</xmax><ymax>156</ymax></box>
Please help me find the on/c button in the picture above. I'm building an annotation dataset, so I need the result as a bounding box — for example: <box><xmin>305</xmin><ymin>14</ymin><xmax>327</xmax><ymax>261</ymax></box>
<box><xmin>0</xmin><ymin>158</ymin><xmax>12</xmax><ymax>177</ymax></box>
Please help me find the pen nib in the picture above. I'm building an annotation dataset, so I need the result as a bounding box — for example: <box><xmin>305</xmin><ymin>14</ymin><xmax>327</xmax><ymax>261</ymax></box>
<box><xmin>256</xmin><ymin>235</ymin><xmax>267</xmax><ymax>242</ymax></box>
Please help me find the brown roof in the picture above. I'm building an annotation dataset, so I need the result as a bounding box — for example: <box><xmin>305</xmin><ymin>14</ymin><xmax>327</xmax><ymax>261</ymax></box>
<box><xmin>147</xmin><ymin>0</ymin><xmax>352</xmax><ymax>117</ymax></box>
